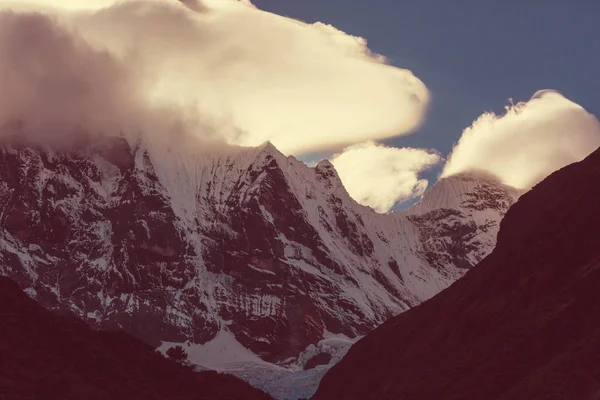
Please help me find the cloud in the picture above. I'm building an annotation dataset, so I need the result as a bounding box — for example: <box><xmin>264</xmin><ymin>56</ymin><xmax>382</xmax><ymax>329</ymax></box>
<box><xmin>0</xmin><ymin>9</ymin><xmax>212</xmax><ymax>150</ymax></box>
<box><xmin>330</xmin><ymin>142</ymin><xmax>442</xmax><ymax>213</ymax></box>
<box><xmin>0</xmin><ymin>0</ymin><xmax>429</xmax><ymax>155</ymax></box>
<box><xmin>441</xmin><ymin>90</ymin><xmax>600</xmax><ymax>189</ymax></box>
<box><xmin>0</xmin><ymin>11</ymin><xmax>135</xmax><ymax>143</ymax></box>
<box><xmin>0</xmin><ymin>0</ymin><xmax>118</xmax><ymax>11</ymax></box>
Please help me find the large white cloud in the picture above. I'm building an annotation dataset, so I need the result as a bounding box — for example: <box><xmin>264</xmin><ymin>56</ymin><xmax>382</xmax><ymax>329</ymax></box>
<box><xmin>441</xmin><ymin>90</ymin><xmax>600</xmax><ymax>189</ymax></box>
<box><xmin>330</xmin><ymin>142</ymin><xmax>442</xmax><ymax>213</ymax></box>
<box><xmin>0</xmin><ymin>0</ymin><xmax>428</xmax><ymax>155</ymax></box>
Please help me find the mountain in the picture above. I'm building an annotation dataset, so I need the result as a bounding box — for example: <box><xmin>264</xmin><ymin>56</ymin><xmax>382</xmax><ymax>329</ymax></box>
<box><xmin>0</xmin><ymin>135</ymin><xmax>518</xmax><ymax>392</ymax></box>
<box><xmin>312</xmin><ymin>148</ymin><xmax>600</xmax><ymax>400</ymax></box>
<box><xmin>0</xmin><ymin>276</ymin><xmax>272</xmax><ymax>400</ymax></box>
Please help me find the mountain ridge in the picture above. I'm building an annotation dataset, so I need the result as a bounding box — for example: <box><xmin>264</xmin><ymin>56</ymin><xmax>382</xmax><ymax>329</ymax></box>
<box><xmin>0</xmin><ymin>134</ymin><xmax>519</xmax><ymax>371</ymax></box>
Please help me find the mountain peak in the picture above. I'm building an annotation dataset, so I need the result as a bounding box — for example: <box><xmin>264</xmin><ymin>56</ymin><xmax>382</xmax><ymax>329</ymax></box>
<box><xmin>314</xmin><ymin>159</ymin><xmax>344</xmax><ymax>191</ymax></box>
<box><xmin>256</xmin><ymin>140</ymin><xmax>282</xmax><ymax>158</ymax></box>
<box><xmin>315</xmin><ymin>159</ymin><xmax>334</xmax><ymax>169</ymax></box>
<box><xmin>408</xmin><ymin>172</ymin><xmax>521</xmax><ymax>214</ymax></box>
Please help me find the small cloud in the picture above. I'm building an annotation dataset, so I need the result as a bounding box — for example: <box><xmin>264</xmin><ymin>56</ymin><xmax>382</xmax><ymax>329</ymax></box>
<box><xmin>330</xmin><ymin>142</ymin><xmax>442</xmax><ymax>213</ymax></box>
<box><xmin>441</xmin><ymin>90</ymin><xmax>600</xmax><ymax>189</ymax></box>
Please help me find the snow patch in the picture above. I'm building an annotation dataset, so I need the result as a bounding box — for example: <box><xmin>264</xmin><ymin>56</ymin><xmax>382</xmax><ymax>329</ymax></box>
<box><xmin>248</xmin><ymin>264</ymin><xmax>276</xmax><ymax>276</ymax></box>
<box><xmin>159</xmin><ymin>329</ymin><xmax>270</xmax><ymax>370</ymax></box>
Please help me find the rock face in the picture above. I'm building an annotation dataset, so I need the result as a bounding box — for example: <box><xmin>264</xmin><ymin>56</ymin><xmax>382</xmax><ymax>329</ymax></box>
<box><xmin>313</xmin><ymin>148</ymin><xmax>600</xmax><ymax>400</ymax></box>
<box><xmin>0</xmin><ymin>136</ymin><xmax>519</xmax><ymax>364</ymax></box>
<box><xmin>0</xmin><ymin>276</ymin><xmax>273</xmax><ymax>400</ymax></box>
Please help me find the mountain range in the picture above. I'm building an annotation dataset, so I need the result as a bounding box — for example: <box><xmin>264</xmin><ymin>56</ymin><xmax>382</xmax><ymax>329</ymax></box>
<box><xmin>0</xmin><ymin>134</ymin><xmax>519</xmax><ymax>397</ymax></box>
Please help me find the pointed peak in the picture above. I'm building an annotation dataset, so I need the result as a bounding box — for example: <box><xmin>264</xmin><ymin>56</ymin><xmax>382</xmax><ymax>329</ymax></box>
<box><xmin>247</xmin><ymin>141</ymin><xmax>286</xmax><ymax>171</ymax></box>
<box><xmin>253</xmin><ymin>141</ymin><xmax>287</xmax><ymax>163</ymax></box>
<box><xmin>314</xmin><ymin>159</ymin><xmax>344</xmax><ymax>192</ymax></box>
<box><xmin>257</xmin><ymin>141</ymin><xmax>279</xmax><ymax>155</ymax></box>
<box><xmin>315</xmin><ymin>159</ymin><xmax>334</xmax><ymax>170</ymax></box>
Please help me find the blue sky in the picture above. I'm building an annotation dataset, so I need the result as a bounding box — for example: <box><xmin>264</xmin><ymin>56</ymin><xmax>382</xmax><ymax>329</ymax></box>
<box><xmin>253</xmin><ymin>0</ymin><xmax>600</xmax><ymax>206</ymax></box>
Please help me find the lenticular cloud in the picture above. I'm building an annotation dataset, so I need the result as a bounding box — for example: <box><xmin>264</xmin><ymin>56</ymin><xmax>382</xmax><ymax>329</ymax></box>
<box><xmin>441</xmin><ymin>90</ymin><xmax>600</xmax><ymax>189</ymax></box>
<box><xmin>0</xmin><ymin>0</ymin><xmax>429</xmax><ymax>155</ymax></box>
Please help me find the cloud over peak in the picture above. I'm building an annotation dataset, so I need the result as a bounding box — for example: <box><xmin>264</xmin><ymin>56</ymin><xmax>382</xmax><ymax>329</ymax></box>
<box><xmin>0</xmin><ymin>0</ymin><xmax>429</xmax><ymax>155</ymax></box>
<box><xmin>441</xmin><ymin>90</ymin><xmax>600</xmax><ymax>189</ymax></box>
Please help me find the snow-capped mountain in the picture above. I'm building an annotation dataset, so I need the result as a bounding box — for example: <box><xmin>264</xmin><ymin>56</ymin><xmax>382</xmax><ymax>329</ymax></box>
<box><xmin>0</xmin><ymin>135</ymin><xmax>518</xmax><ymax>374</ymax></box>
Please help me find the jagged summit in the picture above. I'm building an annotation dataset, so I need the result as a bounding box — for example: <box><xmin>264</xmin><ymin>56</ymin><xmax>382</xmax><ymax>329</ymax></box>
<box><xmin>314</xmin><ymin>159</ymin><xmax>344</xmax><ymax>192</ymax></box>
<box><xmin>408</xmin><ymin>171</ymin><xmax>521</xmax><ymax>214</ymax></box>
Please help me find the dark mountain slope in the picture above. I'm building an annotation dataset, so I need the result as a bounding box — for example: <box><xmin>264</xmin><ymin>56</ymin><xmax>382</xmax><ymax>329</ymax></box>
<box><xmin>0</xmin><ymin>276</ymin><xmax>272</xmax><ymax>400</ymax></box>
<box><xmin>313</xmin><ymin>148</ymin><xmax>600</xmax><ymax>400</ymax></box>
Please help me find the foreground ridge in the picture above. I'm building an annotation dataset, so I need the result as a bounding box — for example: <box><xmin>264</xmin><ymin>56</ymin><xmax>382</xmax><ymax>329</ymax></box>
<box><xmin>0</xmin><ymin>276</ymin><xmax>273</xmax><ymax>400</ymax></box>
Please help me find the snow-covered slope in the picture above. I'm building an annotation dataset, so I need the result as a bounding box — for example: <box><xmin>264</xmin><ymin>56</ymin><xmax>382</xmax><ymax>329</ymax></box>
<box><xmin>0</xmin><ymin>136</ymin><xmax>519</xmax><ymax>397</ymax></box>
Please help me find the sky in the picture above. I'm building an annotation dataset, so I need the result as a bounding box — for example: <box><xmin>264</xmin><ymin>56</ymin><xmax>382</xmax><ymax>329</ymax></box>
<box><xmin>253</xmin><ymin>0</ymin><xmax>600</xmax><ymax>206</ymax></box>
<box><xmin>254</xmin><ymin>1</ymin><xmax>600</xmax><ymax>151</ymax></box>
<box><xmin>1</xmin><ymin>0</ymin><xmax>599</xmax><ymax>212</ymax></box>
